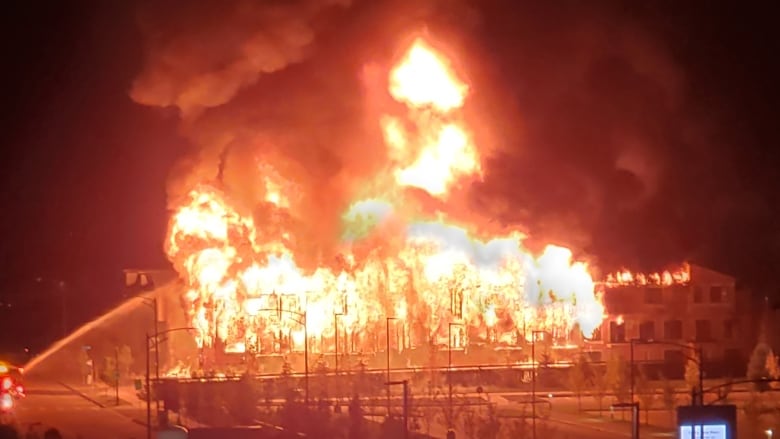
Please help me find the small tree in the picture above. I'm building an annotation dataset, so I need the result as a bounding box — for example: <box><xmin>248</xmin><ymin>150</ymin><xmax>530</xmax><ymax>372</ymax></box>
<box><xmin>661</xmin><ymin>376</ymin><xmax>676</xmax><ymax>424</ymax></box>
<box><xmin>77</xmin><ymin>349</ymin><xmax>91</xmax><ymax>383</ymax></box>
<box><xmin>567</xmin><ymin>354</ymin><xmax>590</xmax><ymax>411</ymax></box>
<box><xmin>227</xmin><ymin>373</ymin><xmax>258</xmax><ymax>424</ymax></box>
<box><xmin>684</xmin><ymin>350</ymin><xmax>700</xmax><ymax>403</ymax></box>
<box><xmin>117</xmin><ymin>345</ymin><xmax>133</xmax><ymax>379</ymax></box>
<box><xmin>765</xmin><ymin>349</ymin><xmax>780</xmax><ymax>390</ymax></box>
<box><xmin>742</xmin><ymin>391</ymin><xmax>765</xmax><ymax>438</ymax></box>
<box><xmin>635</xmin><ymin>366</ymin><xmax>655</xmax><ymax>424</ymax></box>
<box><xmin>606</xmin><ymin>355</ymin><xmax>630</xmax><ymax>404</ymax></box>
<box><xmin>348</xmin><ymin>393</ymin><xmax>363</xmax><ymax>439</ymax></box>
<box><xmin>592</xmin><ymin>365</ymin><xmax>608</xmax><ymax>415</ymax></box>
<box><xmin>748</xmin><ymin>342</ymin><xmax>772</xmax><ymax>391</ymax></box>
<box><xmin>477</xmin><ymin>404</ymin><xmax>502</xmax><ymax>439</ymax></box>
<box><xmin>459</xmin><ymin>406</ymin><xmax>479</xmax><ymax>439</ymax></box>
<box><xmin>100</xmin><ymin>356</ymin><xmax>118</xmax><ymax>387</ymax></box>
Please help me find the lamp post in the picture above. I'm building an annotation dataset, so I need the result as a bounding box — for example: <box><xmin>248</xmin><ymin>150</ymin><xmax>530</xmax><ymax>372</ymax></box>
<box><xmin>134</xmin><ymin>293</ymin><xmax>160</xmax><ymax>414</ymax></box>
<box><xmin>630</xmin><ymin>339</ymin><xmax>703</xmax><ymax>405</ymax></box>
<box><xmin>258</xmin><ymin>294</ymin><xmax>310</xmax><ymax>405</ymax></box>
<box><xmin>530</xmin><ymin>330</ymin><xmax>545</xmax><ymax>439</ymax></box>
<box><xmin>385</xmin><ymin>380</ymin><xmax>409</xmax><ymax>439</ymax></box>
<box><xmin>145</xmin><ymin>327</ymin><xmax>196</xmax><ymax>439</ymax></box>
<box><xmin>334</xmin><ymin>311</ymin><xmax>344</xmax><ymax>377</ymax></box>
<box><xmin>386</xmin><ymin>316</ymin><xmax>398</xmax><ymax>417</ymax></box>
<box><xmin>448</xmin><ymin>322</ymin><xmax>463</xmax><ymax>430</ymax></box>
<box><xmin>115</xmin><ymin>347</ymin><xmax>120</xmax><ymax>406</ymax></box>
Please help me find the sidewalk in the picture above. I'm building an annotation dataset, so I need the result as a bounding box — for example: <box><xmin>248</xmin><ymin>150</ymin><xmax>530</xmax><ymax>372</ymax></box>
<box><xmin>548</xmin><ymin>409</ymin><xmax>674</xmax><ymax>437</ymax></box>
<box><xmin>59</xmin><ymin>380</ymin><xmax>205</xmax><ymax>429</ymax></box>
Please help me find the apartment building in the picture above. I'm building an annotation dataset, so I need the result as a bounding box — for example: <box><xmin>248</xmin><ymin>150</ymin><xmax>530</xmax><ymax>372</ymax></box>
<box><xmin>588</xmin><ymin>264</ymin><xmax>745</xmax><ymax>376</ymax></box>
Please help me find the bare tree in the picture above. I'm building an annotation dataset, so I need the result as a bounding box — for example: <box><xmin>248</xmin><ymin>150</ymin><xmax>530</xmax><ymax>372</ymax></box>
<box><xmin>661</xmin><ymin>377</ymin><xmax>675</xmax><ymax>425</ymax></box>
<box><xmin>683</xmin><ymin>351</ymin><xmax>700</xmax><ymax>403</ymax></box>
<box><xmin>567</xmin><ymin>354</ymin><xmax>590</xmax><ymax>412</ymax></box>
<box><xmin>766</xmin><ymin>349</ymin><xmax>780</xmax><ymax>390</ymax></box>
<box><xmin>117</xmin><ymin>345</ymin><xmax>133</xmax><ymax>379</ymax></box>
<box><xmin>634</xmin><ymin>367</ymin><xmax>655</xmax><ymax>425</ymax></box>
<box><xmin>592</xmin><ymin>365</ymin><xmax>608</xmax><ymax>415</ymax></box>
<box><xmin>606</xmin><ymin>355</ymin><xmax>629</xmax><ymax>404</ymax></box>
<box><xmin>748</xmin><ymin>342</ymin><xmax>771</xmax><ymax>392</ymax></box>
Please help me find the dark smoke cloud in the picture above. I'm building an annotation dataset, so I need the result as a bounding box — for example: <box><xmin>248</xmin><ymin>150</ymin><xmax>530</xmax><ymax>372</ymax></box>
<box><xmin>131</xmin><ymin>0</ymin><xmax>739</xmax><ymax>274</ymax></box>
<box><xmin>455</xmin><ymin>2</ymin><xmax>730</xmax><ymax>271</ymax></box>
<box><xmin>131</xmin><ymin>0</ymin><xmax>351</xmax><ymax>119</ymax></box>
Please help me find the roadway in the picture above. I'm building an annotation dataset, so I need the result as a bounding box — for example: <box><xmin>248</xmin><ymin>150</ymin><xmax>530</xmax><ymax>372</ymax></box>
<box><xmin>5</xmin><ymin>380</ymin><xmax>147</xmax><ymax>439</ymax></box>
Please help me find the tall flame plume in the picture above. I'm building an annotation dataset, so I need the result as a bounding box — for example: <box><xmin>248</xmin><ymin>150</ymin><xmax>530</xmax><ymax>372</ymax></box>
<box><xmin>165</xmin><ymin>37</ymin><xmax>606</xmax><ymax>357</ymax></box>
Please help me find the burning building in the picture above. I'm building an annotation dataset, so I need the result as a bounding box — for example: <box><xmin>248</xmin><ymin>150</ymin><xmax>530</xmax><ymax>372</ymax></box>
<box><xmin>126</xmin><ymin>26</ymin><xmax>744</xmax><ymax>376</ymax></box>
<box><xmin>592</xmin><ymin>263</ymin><xmax>745</xmax><ymax>376</ymax></box>
<box><xmin>160</xmin><ymin>37</ymin><xmax>607</xmax><ymax>372</ymax></box>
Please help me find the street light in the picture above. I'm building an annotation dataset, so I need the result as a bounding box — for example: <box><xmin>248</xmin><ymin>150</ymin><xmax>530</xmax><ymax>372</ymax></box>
<box><xmin>630</xmin><ymin>339</ymin><xmax>703</xmax><ymax>405</ymax></box>
<box><xmin>145</xmin><ymin>327</ymin><xmax>196</xmax><ymax>439</ymax></box>
<box><xmin>259</xmin><ymin>293</ymin><xmax>309</xmax><ymax>406</ymax></box>
<box><xmin>530</xmin><ymin>329</ymin><xmax>545</xmax><ymax>439</ymax></box>
<box><xmin>138</xmin><ymin>298</ymin><xmax>160</xmax><ymax>386</ymax></box>
<box><xmin>386</xmin><ymin>316</ymin><xmax>398</xmax><ymax>417</ymax></box>
<box><xmin>385</xmin><ymin>380</ymin><xmax>409</xmax><ymax>439</ymax></box>
<box><xmin>448</xmin><ymin>322</ymin><xmax>463</xmax><ymax>430</ymax></box>
<box><xmin>334</xmin><ymin>311</ymin><xmax>344</xmax><ymax>377</ymax></box>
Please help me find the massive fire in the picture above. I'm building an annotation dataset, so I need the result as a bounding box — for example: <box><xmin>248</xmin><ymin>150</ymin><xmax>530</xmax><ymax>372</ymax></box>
<box><xmin>165</xmin><ymin>37</ymin><xmax>606</xmax><ymax>361</ymax></box>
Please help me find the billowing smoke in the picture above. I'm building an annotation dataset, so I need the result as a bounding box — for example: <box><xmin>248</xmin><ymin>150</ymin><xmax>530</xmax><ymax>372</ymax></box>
<box><xmin>131</xmin><ymin>0</ymin><xmax>710</xmax><ymax>272</ymax></box>
<box><xmin>459</xmin><ymin>2</ymin><xmax>700</xmax><ymax>270</ymax></box>
<box><xmin>131</xmin><ymin>0</ymin><xmax>352</xmax><ymax>118</ymax></box>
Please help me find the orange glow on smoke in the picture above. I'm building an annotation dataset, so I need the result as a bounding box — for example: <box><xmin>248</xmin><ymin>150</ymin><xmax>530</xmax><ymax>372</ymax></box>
<box><xmin>165</xmin><ymin>37</ymin><xmax>606</xmax><ymax>357</ymax></box>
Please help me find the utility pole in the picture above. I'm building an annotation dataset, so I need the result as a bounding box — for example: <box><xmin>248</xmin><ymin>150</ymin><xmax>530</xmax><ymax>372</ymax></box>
<box><xmin>115</xmin><ymin>347</ymin><xmax>120</xmax><ymax>406</ymax></box>
<box><xmin>385</xmin><ymin>380</ymin><xmax>409</xmax><ymax>439</ymax></box>
<box><xmin>386</xmin><ymin>317</ymin><xmax>397</xmax><ymax>417</ymax></box>
<box><xmin>531</xmin><ymin>330</ymin><xmax>544</xmax><ymax>439</ymax></box>
<box><xmin>145</xmin><ymin>333</ymin><xmax>151</xmax><ymax>439</ymax></box>
<box><xmin>448</xmin><ymin>322</ymin><xmax>462</xmax><ymax>431</ymax></box>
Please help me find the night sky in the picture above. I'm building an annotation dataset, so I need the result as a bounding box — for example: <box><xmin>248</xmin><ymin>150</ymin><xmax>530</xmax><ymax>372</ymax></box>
<box><xmin>0</xmin><ymin>1</ymin><xmax>778</xmax><ymax>351</ymax></box>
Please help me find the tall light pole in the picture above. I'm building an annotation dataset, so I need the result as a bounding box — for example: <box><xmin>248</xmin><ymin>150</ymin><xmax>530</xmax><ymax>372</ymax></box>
<box><xmin>137</xmin><ymin>295</ymin><xmax>160</xmax><ymax>414</ymax></box>
<box><xmin>531</xmin><ymin>329</ymin><xmax>545</xmax><ymax>439</ymax></box>
<box><xmin>334</xmin><ymin>311</ymin><xmax>344</xmax><ymax>377</ymax></box>
<box><xmin>258</xmin><ymin>294</ymin><xmax>310</xmax><ymax>405</ymax></box>
<box><xmin>386</xmin><ymin>316</ymin><xmax>398</xmax><ymax>417</ymax></box>
<box><xmin>385</xmin><ymin>380</ymin><xmax>409</xmax><ymax>439</ymax></box>
<box><xmin>146</xmin><ymin>327</ymin><xmax>196</xmax><ymax>439</ymax></box>
<box><xmin>448</xmin><ymin>322</ymin><xmax>463</xmax><ymax>430</ymax></box>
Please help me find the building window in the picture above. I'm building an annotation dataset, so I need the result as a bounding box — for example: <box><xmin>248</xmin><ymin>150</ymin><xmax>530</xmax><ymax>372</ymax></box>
<box><xmin>723</xmin><ymin>319</ymin><xmax>736</xmax><ymax>339</ymax></box>
<box><xmin>639</xmin><ymin>321</ymin><xmax>655</xmax><ymax>341</ymax></box>
<box><xmin>693</xmin><ymin>287</ymin><xmax>703</xmax><ymax>303</ymax></box>
<box><xmin>664</xmin><ymin>320</ymin><xmax>683</xmax><ymax>340</ymax></box>
<box><xmin>695</xmin><ymin>320</ymin><xmax>712</xmax><ymax>341</ymax></box>
<box><xmin>610</xmin><ymin>321</ymin><xmax>626</xmax><ymax>343</ymax></box>
<box><xmin>709</xmin><ymin>286</ymin><xmax>723</xmax><ymax>303</ymax></box>
<box><xmin>644</xmin><ymin>288</ymin><xmax>662</xmax><ymax>304</ymax></box>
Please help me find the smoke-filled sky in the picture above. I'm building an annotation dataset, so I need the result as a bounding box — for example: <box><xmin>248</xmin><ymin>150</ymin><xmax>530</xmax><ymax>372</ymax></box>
<box><xmin>1</xmin><ymin>0</ymin><xmax>779</xmax><ymax>343</ymax></box>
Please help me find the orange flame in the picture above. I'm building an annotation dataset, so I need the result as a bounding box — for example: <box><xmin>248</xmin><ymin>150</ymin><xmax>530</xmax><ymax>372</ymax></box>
<box><xmin>382</xmin><ymin>38</ymin><xmax>480</xmax><ymax>198</ymax></box>
<box><xmin>165</xmin><ymin>37</ymin><xmax>606</xmax><ymax>357</ymax></box>
<box><xmin>604</xmin><ymin>263</ymin><xmax>691</xmax><ymax>288</ymax></box>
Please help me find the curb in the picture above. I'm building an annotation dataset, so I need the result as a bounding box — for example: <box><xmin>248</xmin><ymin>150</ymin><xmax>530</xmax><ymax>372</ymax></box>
<box><xmin>58</xmin><ymin>382</ymin><xmax>108</xmax><ymax>409</ymax></box>
<box><xmin>547</xmin><ymin>417</ymin><xmax>629</xmax><ymax>437</ymax></box>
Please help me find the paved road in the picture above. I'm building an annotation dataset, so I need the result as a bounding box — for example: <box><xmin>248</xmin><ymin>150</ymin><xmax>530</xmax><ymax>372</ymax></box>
<box><xmin>4</xmin><ymin>380</ymin><xmax>147</xmax><ymax>439</ymax></box>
